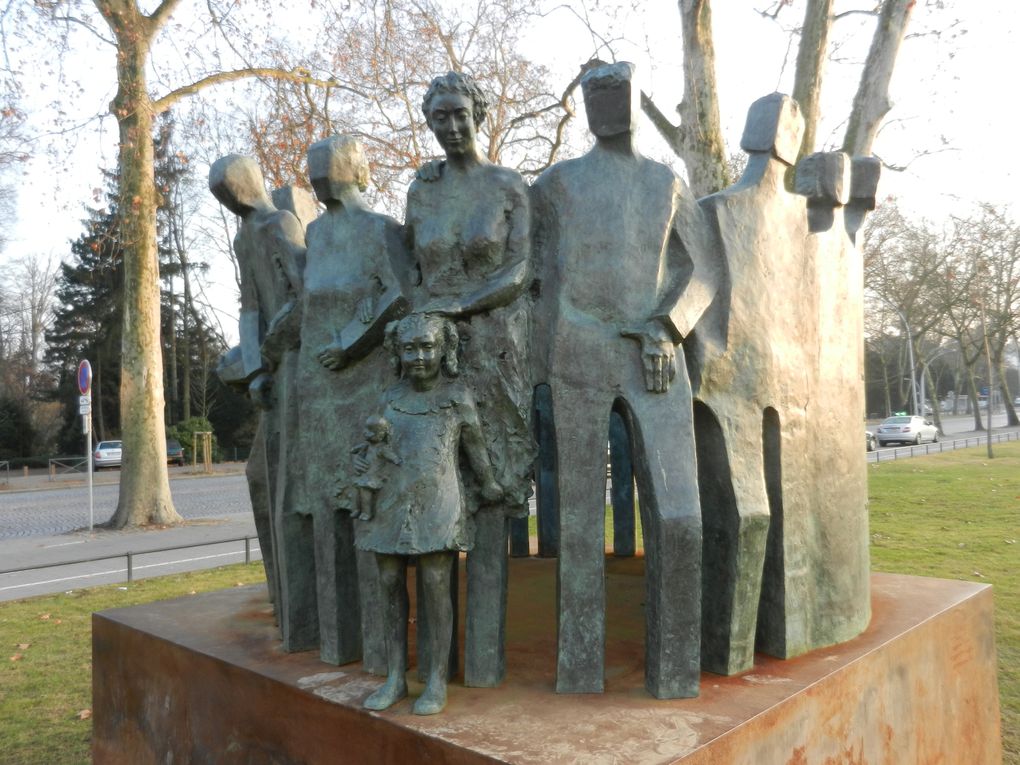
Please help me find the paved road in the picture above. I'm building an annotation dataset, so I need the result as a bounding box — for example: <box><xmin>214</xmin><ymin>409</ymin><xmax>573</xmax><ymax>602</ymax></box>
<box><xmin>0</xmin><ymin>472</ymin><xmax>251</xmax><ymax>540</ymax></box>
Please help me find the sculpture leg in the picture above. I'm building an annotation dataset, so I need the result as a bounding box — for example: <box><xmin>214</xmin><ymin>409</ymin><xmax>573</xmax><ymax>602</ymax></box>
<box><xmin>274</xmin><ymin>508</ymin><xmax>318</xmax><ymax>651</ymax></box>
<box><xmin>364</xmin><ymin>554</ymin><xmax>408</xmax><ymax>711</ymax></box>
<box><xmin>608</xmin><ymin>408</ymin><xmax>635</xmax><ymax>557</ymax></box>
<box><xmin>551</xmin><ymin>384</ymin><xmax>612</xmax><ymax>694</ymax></box>
<box><xmin>509</xmin><ymin>516</ymin><xmax>530</xmax><ymax>557</ymax></box>
<box><xmin>356</xmin><ymin>548</ymin><xmax>387</xmax><ymax>674</ymax></box>
<box><xmin>313</xmin><ymin>506</ymin><xmax>362</xmax><ymax>665</ymax></box>
<box><xmin>244</xmin><ymin>417</ymin><xmax>278</xmax><ymax>607</ymax></box>
<box><xmin>416</xmin><ymin>558</ymin><xmax>458</xmax><ymax>683</ymax></box>
<box><xmin>272</xmin><ymin>357</ymin><xmax>320</xmax><ymax>653</ymax></box>
<box><xmin>694</xmin><ymin>402</ymin><xmax>771</xmax><ymax>675</ymax></box>
<box><xmin>533</xmin><ymin>384</ymin><xmax>559</xmax><ymax>558</ymax></box>
<box><xmin>465</xmin><ymin>507</ymin><xmax>508</xmax><ymax>687</ymax></box>
<box><xmin>624</xmin><ymin>380</ymin><xmax>702</xmax><ymax>699</ymax></box>
<box><xmin>414</xmin><ymin>552</ymin><xmax>455</xmax><ymax>715</ymax></box>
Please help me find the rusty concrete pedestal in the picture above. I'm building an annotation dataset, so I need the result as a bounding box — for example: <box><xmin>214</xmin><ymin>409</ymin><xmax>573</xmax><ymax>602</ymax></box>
<box><xmin>93</xmin><ymin>563</ymin><xmax>1001</xmax><ymax>764</ymax></box>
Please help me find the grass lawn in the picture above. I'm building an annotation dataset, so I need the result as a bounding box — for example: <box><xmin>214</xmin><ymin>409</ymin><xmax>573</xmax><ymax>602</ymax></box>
<box><xmin>1</xmin><ymin>443</ymin><xmax>1017</xmax><ymax>763</ymax></box>
<box><xmin>868</xmin><ymin>441</ymin><xmax>1020</xmax><ymax>763</ymax></box>
<box><xmin>0</xmin><ymin>564</ymin><xmax>267</xmax><ymax>765</ymax></box>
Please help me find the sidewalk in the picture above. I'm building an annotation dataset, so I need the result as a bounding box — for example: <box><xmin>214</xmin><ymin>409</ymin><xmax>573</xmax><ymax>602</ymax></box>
<box><xmin>0</xmin><ymin>512</ymin><xmax>258</xmax><ymax>573</ymax></box>
<box><xmin>0</xmin><ymin>460</ymin><xmax>244</xmax><ymax>494</ymax></box>
<box><xmin>0</xmin><ymin>513</ymin><xmax>261</xmax><ymax>602</ymax></box>
<box><xmin>0</xmin><ymin>465</ymin><xmax>260</xmax><ymax>601</ymax></box>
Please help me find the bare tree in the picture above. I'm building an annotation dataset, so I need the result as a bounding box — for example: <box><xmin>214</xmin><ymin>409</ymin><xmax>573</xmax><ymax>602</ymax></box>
<box><xmin>643</xmin><ymin>0</ymin><xmax>920</xmax><ymax>194</ymax></box>
<box><xmin>14</xmin><ymin>0</ymin><xmax>345</xmax><ymax>527</ymax></box>
<box><xmin>242</xmin><ymin>0</ymin><xmax>580</xmax><ymax>213</ymax></box>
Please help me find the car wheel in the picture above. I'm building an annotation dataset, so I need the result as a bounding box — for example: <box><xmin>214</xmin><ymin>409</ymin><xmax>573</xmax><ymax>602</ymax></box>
<box><xmin>933</xmin><ymin>431</ymin><xmax>940</xmax><ymax>443</ymax></box>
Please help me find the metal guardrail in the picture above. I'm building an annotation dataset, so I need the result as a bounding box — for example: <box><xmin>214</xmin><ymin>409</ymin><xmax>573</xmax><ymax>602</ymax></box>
<box><xmin>0</xmin><ymin>535</ymin><xmax>261</xmax><ymax>583</ymax></box>
<box><xmin>867</xmin><ymin>430</ymin><xmax>1020</xmax><ymax>463</ymax></box>
<box><xmin>48</xmin><ymin>457</ymin><xmax>88</xmax><ymax>479</ymax></box>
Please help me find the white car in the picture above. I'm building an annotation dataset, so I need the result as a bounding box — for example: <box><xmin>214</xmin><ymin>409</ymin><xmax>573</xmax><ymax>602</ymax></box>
<box><xmin>93</xmin><ymin>440</ymin><xmax>122</xmax><ymax>470</ymax></box>
<box><xmin>875</xmin><ymin>416</ymin><xmax>939</xmax><ymax>447</ymax></box>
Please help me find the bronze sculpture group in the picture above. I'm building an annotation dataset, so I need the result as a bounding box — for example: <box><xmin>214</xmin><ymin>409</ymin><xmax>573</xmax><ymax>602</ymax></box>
<box><xmin>213</xmin><ymin>62</ymin><xmax>878</xmax><ymax>715</ymax></box>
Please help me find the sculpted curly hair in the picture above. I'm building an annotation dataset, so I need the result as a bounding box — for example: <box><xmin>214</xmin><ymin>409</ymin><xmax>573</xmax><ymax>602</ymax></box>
<box><xmin>385</xmin><ymin>313</ymin><xmax>460</xmax><ymax>378</ymax></box>
<box><xmin>421</xmin><ymin>71</ymin><xmax>488</xmax><ymax>129</ymax></box>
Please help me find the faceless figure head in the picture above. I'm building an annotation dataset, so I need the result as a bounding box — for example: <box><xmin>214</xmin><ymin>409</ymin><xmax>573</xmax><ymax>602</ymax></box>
<box><xmin>208</xmin><ymin>155</ymin><xmax>270</xmax><ymax>216</ymax></box>
<box><xmin>307</xmin><ymin>135</ymin><xmax>370</xmax><ymax>204</ymax></box>
<box><xmin>580</xmin><ymin>61</ymin><xmax>638</xmax><ymax>139</ymax></box>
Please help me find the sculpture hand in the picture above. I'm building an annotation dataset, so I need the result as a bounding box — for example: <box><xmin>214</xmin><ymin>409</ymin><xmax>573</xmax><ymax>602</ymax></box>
<box><xmin>620</xmin><ymin>321</ymin><xmax>677</xmax><ymax>394</ymax></box>
<box><xmin>248</xmin><ymin>373</ymin><xmax>274</xmax><ymax>410</ymax></box>
<box><xmin>352</xmin><ymin>454</ymin><xmax>371</xmax><ymax>475</ymax></box>
<box><xmin>316</xmin><ymin>342</ymin><xmax>349</xmax><ymax>371</ymax></box>
<box><xmin>479</xmin><ymin>478</ymin><xmax>504</xmax><ymax>505</ymax></box>
<box><xmin>415</xmin><ymin>159</ymin><xmax>445</xmax><ymax>183</ymax></box>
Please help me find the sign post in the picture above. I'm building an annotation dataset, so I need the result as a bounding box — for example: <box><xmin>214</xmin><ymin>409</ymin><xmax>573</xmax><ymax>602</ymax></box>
<box><xmin>78</xmin><ymin>360</ymin><xmax>93</xmax><ymax>532</ymax></box>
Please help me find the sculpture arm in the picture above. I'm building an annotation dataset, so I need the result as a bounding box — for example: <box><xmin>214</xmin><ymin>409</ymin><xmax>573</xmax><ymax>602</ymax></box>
<box><xmin>266</xmin><ymin>212</ymin><xmax>307</xmax><ymax>296</ymax></box>
<box><xmin>261</xmin><ymin>299</ymin><xmax>303</xmax><ymax>365</ymax></box>
<box><xmin>459</xmin><ymin>406</ymin><xmax>503</xmax><ymax>505</ymax></box>
<box><xmin>420</xmin><ymin>258</ymin><xmax>529</xmax><ymax>318</ymax></box>
<box><xmin>651</xmin><ymin>196</ymin><xmax>719</xmax><ymax>343</ymax></box>
<box><xmin>238</xmin><ymin>309</ymin><xmax>267</xmax><ymax>379</ymax></box>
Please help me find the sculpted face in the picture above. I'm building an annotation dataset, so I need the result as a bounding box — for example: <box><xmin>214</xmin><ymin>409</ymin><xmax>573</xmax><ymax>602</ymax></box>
<box><xmin>400</xmin><ymin>324</ymin><xmax>442</xmax><ymax>384</ymax></box>
<box><xmin>427</xmin><ymin>92</ymin><xmax>477</xmax><ymax>159</ymax></box>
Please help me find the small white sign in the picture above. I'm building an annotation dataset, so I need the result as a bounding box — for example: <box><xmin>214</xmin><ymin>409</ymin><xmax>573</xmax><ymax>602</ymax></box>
<box><xmin>79</xmin><ymin>404</ymin><xmax>91</xmax><ymax>415</ymax></box>
<box><xmin>78</xmin><ymin>395</ymin><xmax>91</xmax><ymax>406</ymax></box>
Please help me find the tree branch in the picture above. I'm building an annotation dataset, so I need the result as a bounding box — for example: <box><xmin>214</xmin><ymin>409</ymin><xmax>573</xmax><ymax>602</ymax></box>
<box><xmin>146</xmin><ymin>0</ymin><xmax>184</xmax><ymax>31</ymax></box>
<box><xmin>640</xmin><ymin>91</ymin><xmax>681</xmax><ymax>155</ymax></box>
<box><xmin>152</xmin><ymin>69</ymin><xmax>367</xmax><ymax>114</ymax></box>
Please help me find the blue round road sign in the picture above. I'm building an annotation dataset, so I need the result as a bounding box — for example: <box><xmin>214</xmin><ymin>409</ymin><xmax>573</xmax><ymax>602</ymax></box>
<box><xmin>77</xmin><ymin>360</ymin><xmax>92</xmax><ymax>395</ymax></box>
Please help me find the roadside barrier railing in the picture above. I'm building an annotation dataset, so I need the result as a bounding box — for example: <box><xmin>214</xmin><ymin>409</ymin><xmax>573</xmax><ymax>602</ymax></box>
<box><xmin>868</xmin><ymin>429</ymin><xmax>1020</xmax><ymax>463</ymax></box>
<box><xmin>0</xmin><ymin>536</ymin><xmax>261</xmax><ymax>584</ymax></box>
<box><xmin>47</xmin><ymin>457</ymin><xmax>88</xmax><ymax>479</ymax></box>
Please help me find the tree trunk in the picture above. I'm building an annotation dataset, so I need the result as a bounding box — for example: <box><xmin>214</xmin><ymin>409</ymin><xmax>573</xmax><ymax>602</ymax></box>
<box><xmin>99</xmin><ymin>1</ymin><xmax>182</xmax><ymax>527</ymax></box>
<box><xmin>167</xmin><ymin>279</ymin><xmax>178</xmax><ymax>426</ymax></box>
<box><xmin>966</xmin><ymin>372</ymin><xmax>984</xmax><ymax>432</ymax></box>
<box><xmin>95</xmin><ymin>354</ymin><xmax>106</xmax><ymax>442</ymax></box>
<box><xmin>994</xmin><ymin>346</ymin><xmax>1019</xmax><ymax>426</ymax></box>
<box><xmin>178</xmin><ymin>237</ymin><xmax>192</xmax><ymax>421</ymax></box>
<box><xmin>642</xmin><ymin>0</ymin><xmax>729</xmax><ymax>197</ymax></box>
<box><xmin>842</xmin><ymin>0</ymin><xmax>915</xmax><ymax>156</ymax></box>
<box><xmin>792</xmin><ymin>0</ymin><xmax>833</xmax><ymax>161</ymax></box>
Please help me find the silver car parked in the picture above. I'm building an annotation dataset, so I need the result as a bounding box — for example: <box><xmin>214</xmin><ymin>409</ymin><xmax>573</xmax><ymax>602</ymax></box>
<box><xmin>93</xmin><ymin>440</ymin><xmax>122</xmax><ymax>470</ymax></box>
<box><xmin>875</xmin><ymin>416</ymin><xmax>939</xmax><ymax>447</ymax></box>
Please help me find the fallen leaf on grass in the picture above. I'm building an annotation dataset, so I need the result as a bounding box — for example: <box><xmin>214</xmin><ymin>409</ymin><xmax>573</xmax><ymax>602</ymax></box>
<box><xmin>77</xmin><ymin>709</ymin><xmax>92</xmax><ymax>720</ymax></box>
<box><xmin>10</xmin><ymin>653</ymin><xmax>22</xmax><ymax>662</ymax></box>
<box><xmin>973</xmin><ymin>571</ymin><xmax>985</xmax><ymax>578</ymax></box>
<box><xmin>38</xmin><ymin>613</ymin><xmax>50</xmax><ymax>620</ymax></box>
<box><xmin>53</xmin><ymin>619</ymin><xmax>62</xmax><ymax>625</ymax></box>
<box><xmin>17</xmin><ymin>643</ymin><xmax>29</xmax><ymax>650</ymax></box>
